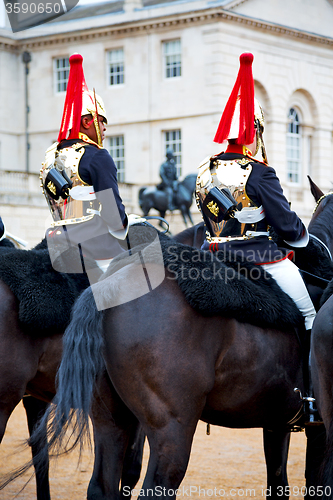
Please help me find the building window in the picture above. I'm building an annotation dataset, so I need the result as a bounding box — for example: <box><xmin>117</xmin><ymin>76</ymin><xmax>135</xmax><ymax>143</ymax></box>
<box><xmin>109</xmin><ymin>136</ymin><xmax>125</xmax><ymax>183</ymax></box>
<box><xmin>164</xmin><ymin>130</ymin><xmax>182</xmax><ymax>176</ymax></box>
<box><xmin>54</xmin><ymin>57</ymin><xmax>69</xmax><ymax>93</ymax></box>
<box><xmin>107</xmin><ymin>49</ymin><xmax>124</xmax><ymax>86</ymax></box>
<box><xmin>286</xmin><ymin>108</ymin><xmax>301</xmax><ymax>184</ymax></box>
<box><xmin>163</xmin><ymin>40</ymin><xmax>181</xmax><ymax>79</ymax></box>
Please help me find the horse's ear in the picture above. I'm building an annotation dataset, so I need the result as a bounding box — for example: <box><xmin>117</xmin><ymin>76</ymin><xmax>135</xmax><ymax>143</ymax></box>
<box><xmin>308</xmin><ymin>175</ymin><xmax>324</xmax><ymax>202</ymax></box>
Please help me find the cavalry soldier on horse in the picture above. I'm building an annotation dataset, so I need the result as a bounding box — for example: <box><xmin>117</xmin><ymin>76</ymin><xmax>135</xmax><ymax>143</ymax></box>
<box><xmin>158</xmin><ymin>148</ymin><xmax>179</xmax><ymax>212</ymax></box>
<box><xmin>196</xmin><ymin>53</ymin><xmax>318</xmax><ymax>423</ymax></box>
<box><xmin>40</xmin><ymin>53</ymin><xmax>143</xmax><ymax>273</ymax></box>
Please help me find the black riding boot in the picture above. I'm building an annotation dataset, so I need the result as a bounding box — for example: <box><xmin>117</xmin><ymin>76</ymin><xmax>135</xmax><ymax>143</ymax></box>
<box><xmin>302</xmin><ymin>329</ymin><xmax>322</xmax><ymax>425</ymax></box>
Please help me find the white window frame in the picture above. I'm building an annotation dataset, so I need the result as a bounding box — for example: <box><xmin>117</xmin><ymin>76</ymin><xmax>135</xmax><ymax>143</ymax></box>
<box><xmin>286</xmin><ymin>108</ymin><xmax>302</xmax><ymax>185</ymax></box>
<box><xmin>107</xmin><ymin>48</ymin><xmax>125</xmax><ymax>87</ymax></box>
<box><xmin>53</xmin><ymin>57</ymin><xmax>70</xmax><ymax>94</ymax></box>
<box><xmin>163</xmin><ymin>39</ymin><xmax>181</xmax><ymax>79</ymax></box>
<box><xmin>164</xmin><ymin>130</ymin><xmax>182</xmax><ymax>177</ymax></box>
<box><xmin>109</xmin><ymin>135</ymin><xmax>125</xmax><ymax>183</ymax></box>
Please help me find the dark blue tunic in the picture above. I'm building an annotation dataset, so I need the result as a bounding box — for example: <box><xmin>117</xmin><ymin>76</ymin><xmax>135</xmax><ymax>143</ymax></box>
<box><xmin>47</xmin><ymin>139</ymin><xmax>127</xmax><ymax>260</ymax></box>
<box><xmin>201</xmin><ymin>152</ymin><xmax>306</xmax><ymax>264</ymax></box>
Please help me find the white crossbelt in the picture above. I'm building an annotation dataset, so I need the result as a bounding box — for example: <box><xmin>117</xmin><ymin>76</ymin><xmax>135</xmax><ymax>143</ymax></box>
<box><xmin>233</xmin><ymin>205</ymin><xmax>265</xmax><ymax>223</ymax></box>
<box><xmin>209</xmin><ymin>232</ymin><xmax>269</xmax><ymax>243</ymax></box>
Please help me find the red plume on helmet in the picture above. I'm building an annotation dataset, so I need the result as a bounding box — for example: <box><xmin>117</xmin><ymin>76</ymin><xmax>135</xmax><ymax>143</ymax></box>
<box><xmin>214</xmin><ymin>53</ymin><xmax>255</xmax><ymax>145</ymax></box>
<box><xmin>58</xmin><ymin>53</ymin><xmax>89</xmax><ymax>142</ymax></box>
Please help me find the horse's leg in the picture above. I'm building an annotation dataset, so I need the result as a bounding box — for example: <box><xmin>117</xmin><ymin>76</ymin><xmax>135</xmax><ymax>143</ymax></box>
<box><xmin>159</xmin><ymin>211</ymin><xmax>166</xmax><ymax>228</ymax></box>
<box><xmin>263</xmin><ymin>428</ymin><xmax>291</xmax><ymax>499</ymax></box>
<box><xmin>0</xmin><ymin>281</ymin><xmax>41</xmax><ymax>443</ymax></box>
<box><xmin>22</xmin><ymin>396</ymin><xmax>50</xmax><ymax>500</ymax></box>
<box><xmin>187</xmin><ymin>208</ymin><xmax>194</xmax><ymax>226</ymax></box>
<box><xmin>88</xmin><ymin>372</ymin><xmax>144</xmax><ymax>500</ymax></box>
<box><xmin>120</xmin><ymin>424</ymin><xmax>145</xmax><ymax>497</ymax></box>
<box><xmin>140</xmin><ymin>417</ymin><xmax>198</xmax><ymax>499</ymax></box>
<box><xmin>304</xmin><ymin>425</ymin><xmax>326</xmax><ymax>496</ymax></box>
<box><xmin>179</xmin><ymin>205</ymin><xmax>188</xmax><ymax>227</ymax></box>
<box><xmin>310</xmin><ymin>297</ymin><xmax>333</xmax><ymax>498</ymax></box>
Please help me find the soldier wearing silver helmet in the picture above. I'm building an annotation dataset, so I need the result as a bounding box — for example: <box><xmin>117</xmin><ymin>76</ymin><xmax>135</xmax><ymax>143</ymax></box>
<box><xmin>40</xmin><ymin>54</ymin><xmax>143</xmax><ymax>272</ymax></box>
<box><xmin>196</xmin><ymin>53</ymin><xmax>318</xmax><ymax>422</ymax></box>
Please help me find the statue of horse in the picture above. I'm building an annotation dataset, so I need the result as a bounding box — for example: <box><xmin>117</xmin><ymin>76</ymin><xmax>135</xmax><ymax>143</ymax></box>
<box><xmin>0</xmin><ymin>240</ymin><xmax>146</xmax><ymax>499</ymax></box>
<box><xmin>138</xmin><ymin>174</ymin><xmax>197</xmax><ymax>227</ymax></box>
<box><xmin>22</xmin><ymin>180</ymin><xmax>333</xmax><ymax>500</ymax></box>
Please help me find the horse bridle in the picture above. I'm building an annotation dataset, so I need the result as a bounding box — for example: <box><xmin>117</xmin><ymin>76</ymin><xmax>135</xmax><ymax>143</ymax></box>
<box><xmin>312</xmin><ymin>191</ymin><xmax>333</xmax><ymax>214</ymax></box>
<box><xmin>310</xmin><ymin>191</ymin><xmax>333</xmax><ymax>261</ymax></box>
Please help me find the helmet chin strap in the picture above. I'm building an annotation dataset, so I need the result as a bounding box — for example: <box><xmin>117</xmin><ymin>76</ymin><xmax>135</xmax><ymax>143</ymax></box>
<box><xmin>93</xmin><ymin>88</ymin><xmax>103</xmax><ymax>147</ymax></box>
<box><xmin>93</xmin><ymin>114</ymin><xmax>103</xmax><ymax>147</ymax></box>
<box><xmin>255</xmin><ymin>119</ymin><xmax>268</xmax><ymax>164</ymax></box>
<box><xmin>260</xmin><ymin>130</ymin><xmax>268</xmax><ymax>164</ymax></box>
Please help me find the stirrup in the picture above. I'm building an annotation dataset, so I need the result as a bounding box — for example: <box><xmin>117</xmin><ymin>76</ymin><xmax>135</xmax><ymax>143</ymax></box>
<box><xmin>294</xmin><ymin>388</ymin><xmax>315</xmax><ymax>402</ymax></box>
<box><xmin>294</xmin><ymin>388</ymin><xmax>323</xmax><ymax>425</ymax></box>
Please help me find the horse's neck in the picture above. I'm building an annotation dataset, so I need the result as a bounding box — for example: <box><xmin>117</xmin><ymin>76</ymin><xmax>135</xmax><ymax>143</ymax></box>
<box><xmin>310</xmin><ymin>208</ymin><xmax>333</xmax><ymax>247</ymax></box>
<box><xmin>309</xmin><ymin>207</ymin><xmax>333</xmax><ymax>259</ymax></box>
<box><xmin>180</xmin><ymin>177</ymin><xmax>196</xmax><ymax>195</ymax></box>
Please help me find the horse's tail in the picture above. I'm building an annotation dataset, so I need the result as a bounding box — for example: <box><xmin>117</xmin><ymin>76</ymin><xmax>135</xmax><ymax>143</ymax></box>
<box><xmin>0</xmin><ymin>286</ymin><xmax>104</xmax><ymax>490</ymax></box>
<box><xmin>49</xmin><ymin>286</ymin><xmax>104</xmax><ymax>445</ymax></box>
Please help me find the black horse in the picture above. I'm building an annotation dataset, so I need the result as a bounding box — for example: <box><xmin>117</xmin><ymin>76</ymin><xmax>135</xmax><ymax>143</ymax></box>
<box><xmin>310</xmin><ymin>284</ymin><xmax>333</xmax><ymax>499</ymax></box>
<box><xmin>0</xmin><ymin>241</ymin><xmax>146</xmax><ymax>499</ymax></box>
<box><xmin>303</xmin><ymin>185</ymin><xmax>333</xmax><ymax>499</ymax></box>
<box><xmin>0</xmin><ymin>223</ymin><xmax>200</xmax><ymax>499</ymax></box>
<box><xmin>23</xmin><ymin>181</ymin><xmax>333</xmax><ymax>500</ymax></box>
<box><xmin>139</xmin><ymin>174</ymin><xmax>197</xmax><ymax>227</ymax></box>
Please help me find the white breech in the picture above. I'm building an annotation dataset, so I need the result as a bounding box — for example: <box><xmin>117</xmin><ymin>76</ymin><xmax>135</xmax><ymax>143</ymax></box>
<box><xmin>262</xmin><ymin>258</ymin><xmax>316</xmax><ymax>331</ymax></box>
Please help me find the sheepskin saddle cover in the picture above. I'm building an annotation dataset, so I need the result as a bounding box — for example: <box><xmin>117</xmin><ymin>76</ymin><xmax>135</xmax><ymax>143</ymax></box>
<box><xmin>0</xmin><ymin>240</ymin><xmax>91</xmax><ymax>336</ymax></box>
<box><xmin>104</xmin><ymin>227</ymin><xmax>303</xmax><ymax>331</ymax></box>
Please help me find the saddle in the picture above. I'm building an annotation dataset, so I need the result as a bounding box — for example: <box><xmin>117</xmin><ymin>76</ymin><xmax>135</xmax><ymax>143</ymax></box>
<box><xmin>101</xmin><ymin>228</ymin><xmax>303</xmax><ymax>331</ymax></box>
<box><xmin>161</xmin><ymin>240</ymin><xmax>303</xmax><ymax>330</ymax></box>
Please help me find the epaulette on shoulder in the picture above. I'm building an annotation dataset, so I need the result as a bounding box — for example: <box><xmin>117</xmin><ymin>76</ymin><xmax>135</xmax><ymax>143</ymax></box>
<box><xmin>244</xmin><ymin>156</ymin><xmax>269</xmax><ymax>167</ymax></box>
<box><xmin>70</xmin><ymin>142</ymin><xmax>86</xmax><ymax>152</ymax></box>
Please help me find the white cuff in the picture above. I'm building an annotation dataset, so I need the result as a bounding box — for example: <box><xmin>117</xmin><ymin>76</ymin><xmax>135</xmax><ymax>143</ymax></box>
<box><xmin>284</xmin><ymin>227</ymin><xmax>309</xmax><ymax>248</ymax></box>
<box><xmin>108</xmin><ymin>213</ymin><xmax>129</xmax><ymax>241</ymax></box>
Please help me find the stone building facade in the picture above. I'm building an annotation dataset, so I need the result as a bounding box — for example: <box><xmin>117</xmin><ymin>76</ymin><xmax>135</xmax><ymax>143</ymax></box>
<box><xmin>0</xmin><ymin>0</ymin><xmax>333</xmax><ymax>245</ymax></box>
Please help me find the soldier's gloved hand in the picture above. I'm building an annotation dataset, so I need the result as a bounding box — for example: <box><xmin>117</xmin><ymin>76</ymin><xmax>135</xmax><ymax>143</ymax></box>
<box><xmin>127</xmin><ymin>214</ymin><xmax>147</xmax><ymax>226</ymax></box>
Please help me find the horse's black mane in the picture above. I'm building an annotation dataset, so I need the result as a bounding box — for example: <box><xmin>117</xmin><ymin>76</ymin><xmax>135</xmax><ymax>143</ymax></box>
<box><xmin>270</xmin><ymin>227</ymin><xmax>333</xmax><ymax>281</ymax></box>
<box><xmin>0</xmin><ymin>238</ymin><xmax>15</xmax><ymax>249</ymax></box>
<box><xmin>320</xmin><ymin>280</ymin><xmax>333</xmax><ymax>306</ymax></box>
<box><xmin>172</xmin><ymin>221</ymin><xmax>205</xmax><ymax>246</ymax></box>
<box><xmin>309</xmin><ymin>196</ymin><xmax>333</xmax><ymax>240</ymax></box>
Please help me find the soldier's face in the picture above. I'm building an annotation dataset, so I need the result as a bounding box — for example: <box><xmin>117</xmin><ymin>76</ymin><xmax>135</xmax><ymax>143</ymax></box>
<box><xmin>97</xmin><ymin>116</ymin><xmax>106</xmax><ymax>143</ymax></box>
<box><xmin>81</xmin><ymin>115</ymin><xmax>106</xmax><ymax>144</ymax></box>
